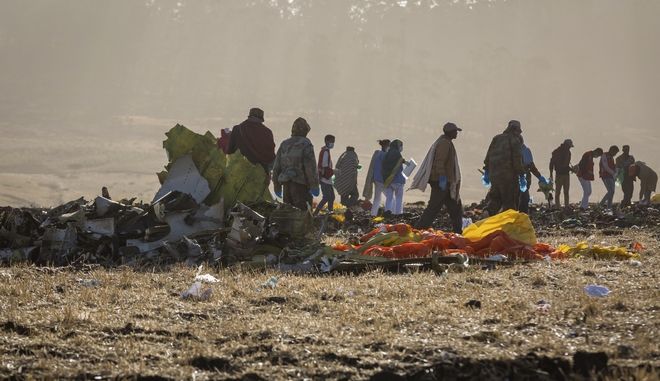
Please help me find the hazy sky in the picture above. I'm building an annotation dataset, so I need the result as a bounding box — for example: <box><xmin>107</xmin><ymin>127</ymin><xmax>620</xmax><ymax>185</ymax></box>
<box><xmin>0</xmin><ymin>0</ymin><xmax>658</xmax><ymax>206</ymax></box>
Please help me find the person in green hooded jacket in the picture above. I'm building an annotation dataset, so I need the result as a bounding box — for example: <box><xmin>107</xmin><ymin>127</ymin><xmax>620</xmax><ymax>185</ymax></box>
<box><xmin>483</xmin><ymin>120</ymin><xmax>524</xmax><ymax>215</ymax></box>
<box><xmin>272</xmin><ymin>117</ymin><xmax>320</xmax><ymax>211</ymax></box>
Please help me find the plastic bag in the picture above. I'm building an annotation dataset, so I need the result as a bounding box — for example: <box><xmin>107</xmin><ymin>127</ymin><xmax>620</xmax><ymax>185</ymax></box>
<box><xmin>181</xmin><ymin>282</ymin><xmax>213</xmax><ymax>300</ymax></box>
<box><xmin>584</xmin><ymin>284</ymin><xmax>610</xmax><ymax>297</ymax></box>
<box><xmin>462</xmin><ymin>209</ymin><xmax>537</xmax><ymax>246</ymax></box>
<box><xmin>615</xmin><ymin>169</ymin><xmax>624</xmax><ymax>187</ymax></box>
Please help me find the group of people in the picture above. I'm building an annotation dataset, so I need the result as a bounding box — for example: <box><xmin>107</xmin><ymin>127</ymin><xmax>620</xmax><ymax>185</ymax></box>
<box><xmin>220</xmin><ymin>107</ymin><xmax>416</xmax><ymax>217</ymax></box>
<box><xmin>221</xmin><ymin>107</ymin><xmax>658</xmax><ymax>232</ymax></box>
<box><xmin>549</xmin><ymin>142</ymin><xmax>658</xmax><ymax>210</ymax></box>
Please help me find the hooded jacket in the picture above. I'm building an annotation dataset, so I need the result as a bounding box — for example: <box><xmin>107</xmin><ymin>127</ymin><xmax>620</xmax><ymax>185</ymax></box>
<box><xmin>272</xmin><ymin>122</ymin><xmax>319</xmax><ymax>193</ymax></box>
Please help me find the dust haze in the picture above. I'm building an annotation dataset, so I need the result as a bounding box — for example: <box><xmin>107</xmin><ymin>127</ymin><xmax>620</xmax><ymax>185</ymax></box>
<box><xmin>1</xmin><ymin>0</ymin><xmax>658</xmax><ymax>207</ymax></box>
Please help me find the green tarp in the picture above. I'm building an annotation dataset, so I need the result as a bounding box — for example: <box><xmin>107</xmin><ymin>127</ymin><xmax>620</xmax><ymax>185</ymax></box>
<box><xmin>158</xmin><ymin>124</ymin><xmax>272</xmax><ymax>208</ymax></box>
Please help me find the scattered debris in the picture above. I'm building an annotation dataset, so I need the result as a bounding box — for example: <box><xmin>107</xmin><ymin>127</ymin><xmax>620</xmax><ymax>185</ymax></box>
<box><xmin>536</xmin><ymin>300</ymin><xmax>551</xmax><ymax>313</ymax></box>
<box><xmin>584</xmin><ymin>284</ymin><xmax>611</xmax><ymax>297</ymax></box>
<box><xmin>194</xmin><ymin>274</ymin><xmax>220</xmax><ymax>283</ymax></box>
<box><xmin>180</xmin><ymin>282</ymin><xmax>212</xmax><ymax>301</ymax></box>
<box><xmin>260</xmin><ymin>276</ymin><xmax>279</xmax><ymax>290</ymax></box>
<box><xmin>77</xmin><ymin>279</ymin><xmax>101</xmax><ymax>288</ymax></box>
<box><xmin>1</xmin><ymin>124</ymin><xmax>656</xmax><ymax>273</ymax></box>
<box><xmin>465</xmin><ymin>300</ymin><xmax>482</xmax><ymax>309</ymax></box>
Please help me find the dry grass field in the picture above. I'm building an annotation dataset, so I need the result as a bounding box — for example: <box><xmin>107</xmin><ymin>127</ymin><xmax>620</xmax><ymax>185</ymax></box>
<box><xmin>1</xmin><ymin>230</ymin><xmax>658</xmax><ymax>380</ymax></box>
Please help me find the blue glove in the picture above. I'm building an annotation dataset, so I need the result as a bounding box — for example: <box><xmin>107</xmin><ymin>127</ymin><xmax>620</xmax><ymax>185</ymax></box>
<box><xmin>438</xmin><ymin>176</ymin><xmax>448</xmax><ymax>191</ymax></box>
<box><xmin>539</xmin><ymin>176</ymin><xmax>549</xmax><ymax>186</ymax></box>
<box><xmin>274</xmin><ymin>190</ymin><xmax>283</xmax><ymax>198</ymax></box>
<box><xmin>518</xmin><ymin>174</ymin><xmax>528</xmax><ymax>192</ymax></box>
<box><xmin>310</xmin><ymin>188</ymin><xmax>320</xmax><ymax>197</ymax></box>
<box><xmin>481</xmin><ymin>170</ymin><xmax>491</xmax><ymax>188</ymax></box>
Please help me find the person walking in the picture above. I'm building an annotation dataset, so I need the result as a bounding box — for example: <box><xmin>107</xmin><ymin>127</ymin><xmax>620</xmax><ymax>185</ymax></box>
<box><xmin>313</xmin><ymin>135</ymin><xmax>335</xmax><ymax>215</ymax></box>
<box><xmin>334</xmin><ymin>146</ymin><xmax>360</xmax><ymax>208</ymax></box>
<box><xmin>483</xmin><ymin>120</ymin><xmax>524</xmax><ymax>215</ymax></box>
<box><xmin>615</xmin><ymin>145</ymin><xmax>636</xmax><ymax>207</ymax></box>
<box><xmin>599</xmin><ymin>145</ymin><xmax>619</xmax><ymax>209</ymax></box>
<box><xmin>227</xmin><ymin>107</ymin><xmax>276</xmax><ymax>173</ymax></box>
<box><xmin>411</xmin><ymin>122</ymin><xmax>463</xmax><ymax>233</ymax></box>
<box><xmin>549</xmin><ymin>139</ymin><xmax>573</xmax><ymax>208</ymax></box>
<box><xmin>363</xmin><ymin>140</ymin><xmax>390</xmax><ymax>216</ymax></box>
<box><xmin>382</xmin><ymin>139</ymin><xmax>407</xmax><ymax>215</ymax></box>
<box><xmin>630</xmin><ymin>161</ymin><xmax>657</xmax><ymax>205</ymax></box>
<box><xmin>519</xmin><ymin>137</ymin><xmax>548</xmax><ymax>213</ymax></box>
<box><xmin>272</xmin><ymin>117</ymin><xmax>320</xmax><ymax>211</ymax></box>
<box><xmin>576</xmin><ymin>148</ymin><xmax>603</xmax><ymax>210</ymax></box>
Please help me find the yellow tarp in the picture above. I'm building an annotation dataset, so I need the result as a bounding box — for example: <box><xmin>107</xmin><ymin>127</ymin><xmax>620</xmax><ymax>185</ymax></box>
<box><xmin>462</xmin><ymin>209</ymin><xmax>537</xmax><ymax>245</ymax></box>
<box><xmin>556</xmin><ymin>241</ymin><xmax>640</xmax><ymax>260</ymax></box>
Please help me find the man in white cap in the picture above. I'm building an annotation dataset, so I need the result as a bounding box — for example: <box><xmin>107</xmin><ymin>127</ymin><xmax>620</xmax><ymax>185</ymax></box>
<box><xmin>549</xmin><ymin>139</ymin><xmax>574</xmax><ymax>208</ymax></box>
<box><xmin>411</xmin><ymin>122</ymin><xmax>463</xmax><ymax>233</ymax></box>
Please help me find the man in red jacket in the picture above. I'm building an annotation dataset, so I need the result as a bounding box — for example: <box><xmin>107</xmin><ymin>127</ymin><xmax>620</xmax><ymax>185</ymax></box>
<box><xmin>576</xmin><ymin>148</ymin><xmax>603</xmax><ymax>210</ymax></box>
<box><xmin>227</xmin><ymin>107</ymin><xmax>276</xmax><ymax>173</ymax></box>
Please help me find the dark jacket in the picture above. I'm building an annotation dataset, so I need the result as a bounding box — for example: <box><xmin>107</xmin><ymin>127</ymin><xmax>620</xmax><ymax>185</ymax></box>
<box><xmin>550</xmin><ymin>145</ymin><xmax>572</xmax><ymax>176</ymax></box>
<box><xmin>577</xmin><ymin>151</ymin><xmax>596</xmax><ymax>181</ymax></box>
<box><xmin>429</xmin><ymin>136</ymin><xmax>459</xmax><ymax>184</ymax></box>
<box><xmin>227</xmin><ymin>118</ymin><xmax>276</xmax><ymax>168</ymax></box>
<box><xmin>382</xmin><ymin>140</ymin><xmax>405</xmax><ymax>186</ymax></box>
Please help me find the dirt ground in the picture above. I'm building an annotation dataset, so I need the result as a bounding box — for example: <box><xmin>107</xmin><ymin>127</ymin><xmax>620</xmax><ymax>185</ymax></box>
<box><xmin>1</xmin><ymin>228</ymin><xmax>658</xmax><ymax>380</ymax></box>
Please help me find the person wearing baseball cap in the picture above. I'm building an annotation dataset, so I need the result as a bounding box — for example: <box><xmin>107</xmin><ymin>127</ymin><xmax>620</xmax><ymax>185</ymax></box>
<box><xmin>227</xmin><ymin>107</ymin><xmax>276</xmax><ymax>172</ymax></box>
<box><xmin>411</xmin><ymin>122</ymin><xmax>463</xmax><ymax>233</ymax></box>
<box><xmin>549</xmin><ymin>138</ymin><xmax>574</xmax><ymax>208</ymax></box>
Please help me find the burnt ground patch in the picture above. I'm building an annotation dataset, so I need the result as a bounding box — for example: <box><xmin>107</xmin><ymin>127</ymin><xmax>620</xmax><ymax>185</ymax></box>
<box><xmin>399</xmin><ymin>352</ymin><xmax>658</xmax><ymax>381</ymax></box>
<box><xmin>2</xmin><ymin>321</ymin><xmax>32</xmax><ymax>336</ymax></box>
<box><xmin>189</xmin><ymin>356</ymin><xmax>237</xmax><ymax>372</ymax></box>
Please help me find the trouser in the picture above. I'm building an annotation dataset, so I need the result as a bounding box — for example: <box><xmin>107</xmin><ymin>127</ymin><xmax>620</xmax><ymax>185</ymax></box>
<box><xmin>384</xmin><ymin>182</ymin><xmax>404</xmax><ymax>215</ymax></box>
<box><xmin>370</xmin><ymin>182</ymin><xmax>385</xmax><ymax>216</ymax></box>
<box><xmin>555</xmin><ymin>173</ymin><xmax>570</xmax><ymax>207</ymax></box>
<box><xmin>639</xmin><ymin>178</ymin><xmax>656</xmax><ymax>205</ymax></box>
<box><xmin>283</xmin><ymin>182</ymin><xmax>312</xmax><ymax>211</ymax></box>
<box><xmin>620</xmin><ymin>177</ymin><xmax>634</xmax><ymax>207</ymax></box>
<box><xmin>487</xmin><ymin>175</ymin><xmax>519</xmax><ymax>216</ymax></box>
<box><xmin>340</xmin><ymin>186</ymin><xmax>359</xmax><ymax>208</ymax></box>
<box><xmin>314</xmin><ymin>183</ymin><xmax>335</xmax><ymax>214</ymax></box>
<box><xmin>578</xmin><ymin>177</ymin><xmax>592</xmax><ymax>209</ymax></box>
<box><xmin>518</xmin><ymin>189</ymin><xmax>531</xmax><ymax>214</ymax></box>
<box><xmin>415</xmin><ymin>182</ymin><xmax>463</xmax><ymax>233</ymax></box>
<box><xmin>640</xmin><ymin>190</ymin><xmax>652</xmax><ymax>205</ymax></box>
<box><xmin>600</xmin><ymin>177</ymin><xmax>616</xmax><ymax>209</ymax></box>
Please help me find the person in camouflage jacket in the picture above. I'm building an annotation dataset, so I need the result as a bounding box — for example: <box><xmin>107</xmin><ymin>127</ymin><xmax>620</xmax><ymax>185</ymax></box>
<box><xmin>272</xmin><ymin>117</ymin><xmax>320</xmax><ymax>211</ymax></box>
<box><xmin>483</xmin><ymin>120</ymin><xmax>524</xmax><ymax>215</ymax></box>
